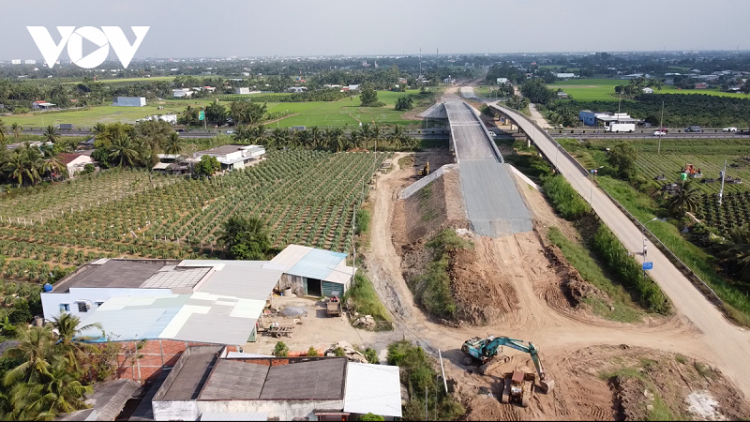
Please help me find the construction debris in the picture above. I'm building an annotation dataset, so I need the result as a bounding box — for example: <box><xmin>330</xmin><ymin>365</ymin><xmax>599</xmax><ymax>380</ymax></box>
<box><xmin>324</xmin><ymin>341</ymin><xmax>369</xmax><ymax>363</ymax></box>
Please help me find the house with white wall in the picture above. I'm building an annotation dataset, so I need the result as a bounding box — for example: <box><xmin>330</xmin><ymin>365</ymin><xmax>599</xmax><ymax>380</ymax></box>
<box><xmin>188</xmin><ymin>144</ymin><xmax>266</xmax><ymax>171</ymax></box>
<box><xmin>56</xmin><ymin>153</ymin><xmax>94</xmax><ymax>177</ymax></box>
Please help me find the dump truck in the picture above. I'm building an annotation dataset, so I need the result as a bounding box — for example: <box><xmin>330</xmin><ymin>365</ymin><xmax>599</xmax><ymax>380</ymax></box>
<box><xmin>500</xmin><ymin>370</ymin><xmax>536</xmax><ymax>407</ymax></box>
<box><xmin>326</xmin><ymin>295</ymin><xmax>342</xmax><ymax>317</ymax></box>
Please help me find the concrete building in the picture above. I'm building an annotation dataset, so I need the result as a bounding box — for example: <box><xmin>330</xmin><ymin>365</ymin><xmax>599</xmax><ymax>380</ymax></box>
<box><xmin>151</xmin><ymin>347</ymin><xmax>402</xmax><ymax>421</ymax></box>
<box><xmin>579</xmin><ymin>110</ymin><xmax>640</xmax><ymax>127</ymax></box>
<box><xmin>24</xmin><ymin>59</ymin><xmax>36</xmax><ymax>65</ymax></box>
<box><xmin>113</xmin><ymin>97</ymin><xmax>146</xmax><ymax>107</ymax></box>
<box><xmin>695</xmin><ymin>82</ymin><xmax>708</xmax><ymax>89</ymax></box>
<box><xmin>32</xmin><ymin>100</ymin><xmax>55</xmax><ymax>110</ymax></box>
<box><xmin>642</xmin><ymin>87</ymin><xmax>654</xmax><ymax>94</ymax></box>
<box><xmin>173</xmin><ymin>88</ymin><xmax>193</xmax><ymax>98</ymax></box>
<box><xmin>496</xmin><ymin>77</ymin><xmax>510</xmax><ymax>85</ymax></box>
<box><xmin>271</xmin><ymin>245</ymin><xmax>354</xmax><ymax>297</ymax></box>
<box><xmin>57</xmin><ymin>153</ymin><xmax>94</xmax><ymax>177</ymax></box>
<box><xmin>556</xmin><ymin>91</ymin><xmax>569</xmax><ymax>99</ymax></box>
<box><xmin>189</xmin><ymin>144</ymin><xmax>267</xmax><ymax>171</ymax></box>
<box><xmin>235</xmin><ymin>87</ymin><xmax>253</xmax><ymax>95</ymax></box>
<box><xmin>137</xmin><ymin>114</ymin><xmax>178</xmax><ymax>124</ymax></box>
<box><xmin>287</xmin><ymin>86</ymin><xmax>307</xmax><ymax>93</ymax></box>
<box><xmin>11</xmin><ymin>59</ymin><xmax>20</xmax><ymax>65</ymax></box>
<box><xmin>555</xmin><ymin>73</ymin><xmax>576</xmax><ymax>79</ymax></box>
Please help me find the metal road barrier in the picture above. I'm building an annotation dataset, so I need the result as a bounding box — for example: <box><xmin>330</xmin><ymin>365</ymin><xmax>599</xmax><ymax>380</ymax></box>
<box><xmin>492</xmin><ymin>103</ymin><xmax>725</xmax><ymax>308</ymax></box>
<box><xmin>462</xmin><ymin>102</ymin><xmax>504</xmax><ymax>163</ymax></box>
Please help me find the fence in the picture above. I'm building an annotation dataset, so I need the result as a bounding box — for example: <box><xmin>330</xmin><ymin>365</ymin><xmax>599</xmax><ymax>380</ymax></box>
<box><xmin>492</xmin><ymin>103</ymin><xmax>725</xmax><ymax>308</ymax></box>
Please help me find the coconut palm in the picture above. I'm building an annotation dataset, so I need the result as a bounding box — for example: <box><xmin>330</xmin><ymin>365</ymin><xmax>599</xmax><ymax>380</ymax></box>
<box><xmin>108</xmin><ymin>134</ymin><xmax>140</xmax><ymax>167</ymax></box>
<box><xmin>50</xmin><ymin>313</ymin><xmax>102</xmax><ymax>347</ymax></box>
<box><xmin>11</xmin><ymin>122</ymin><xmax>22</xmax><ymax>141</ymax></box>
<box><xmin>39</xmin><ymin>155</ymin><xmax>64</xmax><ymax>180</ymax></box>
<box><xmin>667</xmin><ymin>181</ymin><xmax>701</xmax><ymax>216</ymax></box>
<box><xmin>309</xmin><ymin>126</ymin><xmax>322</xmax><ymax>149</ymax></box>
<box><xmin>3</xmin><ymin>325</ymin><xmax>57</xmax><ymax>386</ymax></box>
<box><xmin>720</xmin><ymin>225</ymin><xmax>750</xmax><ymax>281</ymax></box>
<box><xmin>43</xmin><ymin>125</ymin><xmax>59</xmax><ymax>144</ymax></box>
<box><xmin>3</xmin><ymin>148</ymin><xmax>39</xmax><ymax>186</ymax></box>
<box><xmin>163</xmin><ymin>132</ymin><xmax>183</xmax><ymax>156</ymax></box>
<box><xmin>43</xmin><ymin>361</ymin><xmax>92</xmax><ymax>415</ymax></box>
<box><xmin>0</xmin><ymin>119</ymin><xmax>6</xmax><ymax>143</ymax></box>
<box><xmin>249</xmin><ymin>124</ymin><xmax>266</xmax><ymax>145</ymax></box>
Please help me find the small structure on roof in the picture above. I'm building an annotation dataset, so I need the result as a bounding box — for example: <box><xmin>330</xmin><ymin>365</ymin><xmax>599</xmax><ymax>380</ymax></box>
<box><xmin>151</xmin><ymin>347</ymin><xmax>401</xmax><ymax>421</ymax></box>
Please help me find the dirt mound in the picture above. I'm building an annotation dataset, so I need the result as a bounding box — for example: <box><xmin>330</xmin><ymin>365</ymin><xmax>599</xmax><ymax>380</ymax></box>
<box><xmin>449</xmin><ymin>236</ymin><xmax>520</xmax><ymax>325</ymax></box>
<box><xmin>543</xmin><ymin>241</ymin><xmax>610</xmax><ymax>308</ymax></box>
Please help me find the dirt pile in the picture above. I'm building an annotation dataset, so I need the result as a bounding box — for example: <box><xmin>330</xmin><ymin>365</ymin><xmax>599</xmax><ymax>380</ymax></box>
<box><xmin>449</xmin><ymin>236</ymin><xmax>520</xmax><ymax>325</ymax></box>
<box><xmin>543</xmin><ymin>240</ymin><xmax>610</xmax><ymax>309</ymax></box>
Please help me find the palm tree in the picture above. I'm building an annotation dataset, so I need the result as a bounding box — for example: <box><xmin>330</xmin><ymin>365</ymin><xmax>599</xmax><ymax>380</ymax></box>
<box><xmin>667</xmin><ymin>181</ymin><xmax>701</xmax><ymax>216</ymax></box>
<box><xmin>43</xmin><ymin>361</ymin><xmax>92</xmax><ymax>415</ymax></box>
<box><xmin>388</xmin><ymin>125</ymin><xmax>406</xmax><ymax>149</ymax></box>
<box><xmin>43</xmin><ymin>125</ymin><xmax>59</xmax><ymax>145</ymax></box>
<box><xmin>326</xmin><ymin>128</ymin><xmax>347</xmax><ymax>152</ymax></box>
<box><xmin>108</xmin><ymin>134</ymin><xmax>140</xmax><ymax>167</ymax></box>
<box><xmin>3</xmin><ymin>326</ymin><xmax>57</xmax><ymax>386</ymax></box>
<box><xmin>163</xmin><ymin>132</ymin><xmax>183</xmax><ymax>156</ymax></box>
<box><xmin>3</xmin><ymin>150</ymin><xmax>37</xmax><ymax>186</ymax></box>
<box><xmin>271</xmin><ymin>128</ymin><xmax>290</xmax><ymax>149</ymax></box>
<box><xmin>309</xmin><ymin>126</ymin><xmax>322</xmax><ymax>149</ymax></box>
<box><xmin>50</xmin><ymin>313</ymin><xmax>102</xmax><ymax>347</ymax></box>
<box><xmin>11</xmin><ymin>122</ymin><xmax>22</xmax><ymax>142</ymax></box>
<box><xmin>249</xmin><ymin>124</ymin><xmax>266</xmax><ymax>145</ymax></box>
<box><xmin>0</xmin><ymin>119</ymin><xmax>6</xmax><ymax>143</ymax></box>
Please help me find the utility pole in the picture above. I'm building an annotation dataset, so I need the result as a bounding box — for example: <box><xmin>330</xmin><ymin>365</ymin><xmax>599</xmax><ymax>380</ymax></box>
<box><xmin>419</xmin><ymin>47</ymin><xmax>422</xmax><ymax>78</ymax></box>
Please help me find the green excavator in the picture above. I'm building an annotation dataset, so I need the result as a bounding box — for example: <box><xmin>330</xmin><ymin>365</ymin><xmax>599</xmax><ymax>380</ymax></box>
<box><xmin>461</xmin><ymin>336</ymin><xmax>555</xmax><ymax>406</ymax></box>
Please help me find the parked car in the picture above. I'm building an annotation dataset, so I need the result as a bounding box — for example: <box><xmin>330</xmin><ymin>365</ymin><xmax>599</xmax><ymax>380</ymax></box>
<box><xmin>653</xmin><ymin>131</ymin><xmax>667</xmax><ymax>136</ymax></box>
<box><xmin>685</xmin><ymin>126</ymin><xmax>703</xmax><ymax>132</ymax></box>
<box><xmin>225</xmin><ymin>130</ymin><xmax>235</xmax><ymax>135</ymax></box>
<box><xmin>723</xmin><ymin>127</ymin><xmax>738</xmax><ymax>132</ymax></box>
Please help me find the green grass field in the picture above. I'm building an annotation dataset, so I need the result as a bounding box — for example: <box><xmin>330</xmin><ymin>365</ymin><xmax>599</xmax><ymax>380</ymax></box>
<box><xmin>1</xmin><ymin>90</ymin><xmax>422</xmax><ymax>129</ymax></box>
<box><xmin>2</xmin><ymin>99</ymin><xmax>216</xmax><ymax>128</ymax></box>
<box><xmin>548</xmin><ymin>78</ymin><xmax>749</xmax><ymax>101</ymax></box>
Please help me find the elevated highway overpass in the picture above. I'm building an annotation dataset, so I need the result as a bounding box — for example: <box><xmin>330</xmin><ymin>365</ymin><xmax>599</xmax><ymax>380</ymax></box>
<box><xmin>444</xmin><ymin>100</ymin><xmax>532</xmax><ymax>236</ymax></box>
<box><xmin>488</xmin><ymin>101</ymin><xmax>750</xmax><ymax>397</ymax></box>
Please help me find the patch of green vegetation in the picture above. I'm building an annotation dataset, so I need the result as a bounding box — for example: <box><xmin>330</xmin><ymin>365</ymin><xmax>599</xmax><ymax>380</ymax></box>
<box><xmin>387</xmin><ymin>340</ymin><xmax>465</xmax><ymax>421</ymax></box>
<box><xmin>547</xmin><ymin>227</ymin><xmax>645</xmax><ymax>323</ymax></box>
<box><xmin>675</xmin><ymin>354</ymin><xmax>687</xmax><ymax>364</ymax></box>
<box><xmin>343</xmin><ymin>272</ymin><xmax>391</xmax><ymax>323</ymax></box>
<box><xmin>542</xmin><ymin>175</ymin><xmax>591</xmax><ymax>220</ymax></box>
<box><xmin>409</xmin><ymin>229</ymin><xmax>472</xmax><ymax>320</ymax></box>
<box><xmin>599</xmin><ymin>364</ymin><xmax>679</xmax><ymax>421</ymax></box>
<box><xmin>592</xmin><ymin>225</ymin><xmax>671</xmax><ymax>315</ymax></box>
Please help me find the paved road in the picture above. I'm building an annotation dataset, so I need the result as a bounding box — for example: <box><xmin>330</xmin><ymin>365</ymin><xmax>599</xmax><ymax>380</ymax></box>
<box><xmin>549</xmin><ymin>133</ymin><xmax>750</xmax><ymax>140</ymax></box>
<box><xmin>491</xmin><ymin>102</ymin><xmax>750</xmax><ymax>397</ymax></box>
<box><xmin>444</xmin><ymin>100</ymin><xmax>532</xmax><ymax>236</ymax></box>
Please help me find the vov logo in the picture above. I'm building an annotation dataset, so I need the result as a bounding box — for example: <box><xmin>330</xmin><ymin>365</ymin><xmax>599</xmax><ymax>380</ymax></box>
<box><xmin>27</xmin><ymin>26</ymin><xmax>149</xmax><ymax>69</ymax></box>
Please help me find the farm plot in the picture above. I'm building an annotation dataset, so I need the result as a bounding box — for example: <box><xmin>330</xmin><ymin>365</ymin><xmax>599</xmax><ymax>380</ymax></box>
<box><xmin>695</xmin><ymin>191</ymin><xmax>750</xmax><ymax>232</ymax></box>
<box><xmin>0</xmin><ymin>169</ymin><xmax>181</xmax><ymax>223</ymax></box>
<box><xmin>636</xmin><ymin>154</ymin><xmax>750</xmax><ymax>194</ymax></box>
<box><xmin>0</xmin><ymin>151</ymin><xmax>386</xmax><ymax>269</ymax></box>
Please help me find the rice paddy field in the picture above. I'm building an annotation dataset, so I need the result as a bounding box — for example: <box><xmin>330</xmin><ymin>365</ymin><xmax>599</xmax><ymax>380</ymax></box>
<box><xmin>548</xmin><ymin>78</ymin><xmax>748</xmax><ymax>101</ymax></box>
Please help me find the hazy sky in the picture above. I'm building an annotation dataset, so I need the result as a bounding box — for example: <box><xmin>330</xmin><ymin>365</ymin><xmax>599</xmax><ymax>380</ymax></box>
<box><xmin>2</xmin><ymin>0</ymin><xmax>749</xmax><ymax>60</ymax></box>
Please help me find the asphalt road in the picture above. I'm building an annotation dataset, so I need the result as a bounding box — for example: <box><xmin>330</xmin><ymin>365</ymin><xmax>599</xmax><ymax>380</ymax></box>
<box><xmin>444</xmin><ymin>101</ymin><xmax>532</xmax><ymax>236</ymax></box>
<box><xmin>491</xmin><ymin>102</ymin><xmax>750</xmax><ymax>397</ymax></box>
<box><xmin>549</xmin><ymin>133</ymin><xmax>750</xmax><ymax>140</ymax></box>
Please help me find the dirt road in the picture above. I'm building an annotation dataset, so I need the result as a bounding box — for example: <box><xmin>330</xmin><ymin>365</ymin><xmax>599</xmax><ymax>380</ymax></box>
<box><xmin>491</xmin><ymin>102</ymin><xmax>750</xmax><ymax>398</ymax></box>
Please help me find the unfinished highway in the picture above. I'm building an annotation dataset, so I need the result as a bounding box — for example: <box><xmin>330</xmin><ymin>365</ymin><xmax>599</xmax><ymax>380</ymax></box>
<box><xmin>444</xmin><ymin>100</ymin><xmax>532</xmax><ymax>236</ymax></box>
<box><xmin>490</xmin><ymin>101</ymin><xmax>750</xmax><ymax>397</ymax></box>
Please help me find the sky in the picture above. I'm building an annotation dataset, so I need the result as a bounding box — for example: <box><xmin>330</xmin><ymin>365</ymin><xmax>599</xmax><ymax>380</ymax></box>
<box><xmin>1</xmin><ymin>0</ymin><xmax>749</xmax><ymax>60</ymax></box>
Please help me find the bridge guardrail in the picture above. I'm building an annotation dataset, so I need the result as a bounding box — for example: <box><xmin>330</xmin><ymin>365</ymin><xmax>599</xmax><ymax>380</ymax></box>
<box><xmin>492</xmin><ymin>103</ymin><xmax>725</xmax><ymax>309</ymax></box>
<box><xmin>463</xmin><ymin>102</ymin><xmax>504</xmax><ymax>163</ymax></box>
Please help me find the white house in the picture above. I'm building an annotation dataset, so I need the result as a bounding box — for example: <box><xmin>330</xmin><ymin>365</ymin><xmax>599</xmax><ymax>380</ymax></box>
<box><xmin>137</xmin><ymin>114</ymin><xmax>178</xmax><ymax>124</ymax></box>
<box><xmin>56</xmin><ymin>153</ymin><xmax>94</xmax><ymax>177</ymax></box>
<box><xmin>287</xmin><ymin>86</ymin><xmax>307</xmax><ymax>93</ymax></box>
<box><xmin>32</xmin><ymin>100</ymin><xmax>55</xmax><ymax>110</ymax></box>
<box><xmin>189</xmin><ymin>144</ymin><xmax>267</xmax><ymax>171</ymax></box>
<box><xmin>172</xmin><ymin>88</ymin><xmax>193</xmax><ymax>98</ymax></box>
<box><xmin>496</xmin><ymin>77</ymin><xmax>510</xmax><ymax>85</ymax></box>
<box><xmin>113</xmin><ymin>97</ymin><xmax>146</xmax><ymax>107</ymax></box>
<box><xmin>642</xmin><ymin>87</ymin><xmax>654</xmax><ymax>94</ymax></box>
<box><xmin>555</xmin><ymin>73</ymin><xmax>577</xmax><ymax>79</ymax></box>
<box><xmin>235</xmin><ymin>87</ymin><xmax>253</xmax><ymax>95</ymax></box>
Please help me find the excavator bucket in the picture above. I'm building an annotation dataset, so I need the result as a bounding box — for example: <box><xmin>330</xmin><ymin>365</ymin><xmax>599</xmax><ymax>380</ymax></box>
<box><xmin>540</xmin><ymin>379</ymin><xmax>555</xmax><ymax>394</ymax></box>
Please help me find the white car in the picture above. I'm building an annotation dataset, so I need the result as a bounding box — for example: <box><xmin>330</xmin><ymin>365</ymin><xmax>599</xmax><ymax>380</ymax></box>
<box><xmin>225</xmin><ymin>130</ymin><xmax>235</xmax><ymax>135</ymax></box>
<box><xmin>653</xmin><ymin>131</ymin><xmax>667</xmax><ymax>136</ymax></box>
<box><xmin>723</xmin><ymin>127</ymin><xmax>738</xmax><ymax>132</ymax></box>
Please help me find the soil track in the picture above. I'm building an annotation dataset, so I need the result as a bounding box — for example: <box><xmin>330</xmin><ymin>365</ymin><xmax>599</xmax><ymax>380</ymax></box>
<box><xmin>366</xmin><ymin>148</ymin><xmax>747</xmax><ymax>419</ymax></box>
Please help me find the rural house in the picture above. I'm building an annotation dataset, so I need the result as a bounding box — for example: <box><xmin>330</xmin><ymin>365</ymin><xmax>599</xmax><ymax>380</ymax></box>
<box><xmin>172</xmin><ymin>88</ymin><xmax>193</xmax><ymax>98</ymax></box>
<box><xmin>31</xmin><ymin>100</ymin><xmax>55</xmax><ymax>110</ymax></box>
<box><xmin>151</xmin><ymin>347</ymin><xmax>402</xmax><ymax>421</ymax></box>
<box><xmin>189</xmin><ymin>144</ymin><xmax>266</xmax><ymax>171</ymax></box>
<box><xmin>57</xmin><ymin>153</ymin><xmax>94</xmax><ymax>177</ymax></box>
<box><xmin>39</xmin><ymin>245</ymin><xmax>355</xmax><ymax>382</ymax></box>
<box><xmin>695</xmin><ymin>82</ymin><xmax>708</xmax><ymax>89</ymax></box>
<box><xmin>642</xmin><ymin>87</ymin><xmax>654</xmax><ymax>94</ymax></box>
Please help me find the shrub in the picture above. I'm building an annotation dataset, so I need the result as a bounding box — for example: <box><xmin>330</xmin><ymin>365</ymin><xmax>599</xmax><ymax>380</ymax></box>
<box><xmin>359</xmin><ymin>413</ymin><xmax>385</xmax><ymax>421</ymax></box>
<box><xmin>273</xmin><ymin>341</ymin><xmax>289</xmax><ymax>357</ymax></box>
<box><xmin>542</xmin><ymin>175</ymin><xmax>591</xmax><ymax>220</ymax></box>
<box><xmin>355</xmin><ymin>209</ymin><xmax>370</xmax><ymax>235</ymax></box>
<box><xmin>307</xmin><ymin>346</ymin><xmax>319</xmax><ymax>357</ymax></box>
<box><xmin>343</xmin><ymin>272</ymin><xmax>390</xmax><ymax>323</ymax></box>
<box><xmin>333</xmin><ymin>347</ymin><xmax>345</xmax><ymax>357</ymax></box>
<box><xmin>364</xmin><ymin>347</ymin><xmax>379</xmax><ymax>364</ymax></box>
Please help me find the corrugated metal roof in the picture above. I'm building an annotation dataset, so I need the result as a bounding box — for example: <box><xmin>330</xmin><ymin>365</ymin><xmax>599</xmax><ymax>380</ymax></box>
<box><xmin>323</xmin><ymin>260</ymin><xmax>355</xmax><ymax>285</ymax></box>
<box><xmin>266</xmin><ymin>245</ymin><xmax>312</xmax><ymax>271</ymax></box>
<box><xmin>199</xmin><ymin>360</ymin><xmax>269</xmax><ymax>400</ymax></box>
<box><xmin>152</xmin><ymin>162</ymin><xmax>171</xmax><ymax>170</ymax></box>
<box><xmin>344</xmin><ymin>363</ymin><xmax>402</xmax><ymax>418</ymax></box>
<box><xmin>79</xmin><ymin>295</ymin><xmax>189</xmax><ymax>341</ymax></box>
<box><xmin>260</xmin><ymin>358</ymin><xmax>346</xmax><ymax>400</ymax></box>
<box><xmin>286</xmin><ymin>249</ymin><xmax>348</xmax><ymax>281</ymax></box>
<box><xmin>194</xmin><ymin>262</ymin><xmax>282</xmax><ymax>301</ymax></box>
